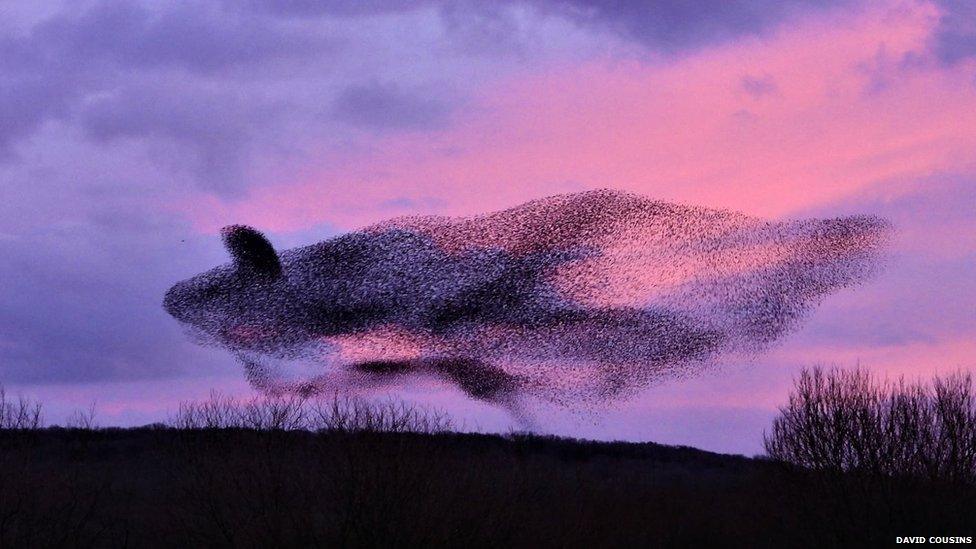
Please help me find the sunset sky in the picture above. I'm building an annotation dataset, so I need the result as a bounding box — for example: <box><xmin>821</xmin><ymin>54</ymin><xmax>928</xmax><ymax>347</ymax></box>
<box><xmin>1</xmin><ymin>0</ymin><xmax>974</xmax><ymax>454</ymax></box>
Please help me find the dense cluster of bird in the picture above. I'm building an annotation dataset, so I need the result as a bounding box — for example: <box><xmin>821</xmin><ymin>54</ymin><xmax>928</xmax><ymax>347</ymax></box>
<box><xmin>164</xmin><ymin>189</ymin><xmax>888</xmax><ymax>412</ymax></box>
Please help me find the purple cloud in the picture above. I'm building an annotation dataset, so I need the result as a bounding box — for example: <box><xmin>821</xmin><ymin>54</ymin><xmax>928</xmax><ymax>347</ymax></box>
<box><xmin>79</xmin><ymin>84</ymin><xmax>278</xmax><ymax>195</ymax></box>
<box><xmin>32</xmin><ymin>1</ymin><xmax>327</xmax><ymax>74</ymax></box>
<box><xmin>933</xmin><ymin>1</ymin><xmax>976</xmax><ymax>64</ymax></box>
<box><xmin>234</xmin><ymin>0</ymin><xmax>432</xmax><ymax>18</ymax></box>
<box><xmin>0</xmin><ymin>1</ymin><xmax>335</xmax><ymax>185</ymax></box>
<box><xmin>524</xmin><ymin>0</ymin><xmax>853</xmax><ymax>53</ymax></box>
<box><xmin>0</xmin><ymin>76</ymin><xmax>75</xmax><ymax>160</ymax></box>
<box><xmin>0</xmin><ymin>218</ymin><xmax>233</xmax><ymax>383</ymax></box>
<box><xmin>239</xmin><ymin>0</ymin><xmax>854</xmax><ymax>54</ymax></box>
<box><xmin>332</xmin><ymin>81</ymin><xmax>454</xmax><ymax>131</ymax></box>
<box><xmin>741</xmin><ymin>74</ymin><xmax>778</xmax><ymax>98</ymax></box>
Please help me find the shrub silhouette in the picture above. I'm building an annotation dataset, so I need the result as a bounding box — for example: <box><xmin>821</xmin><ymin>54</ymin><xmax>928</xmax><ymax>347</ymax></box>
<box><xmin>0</xmin><ymin>385</ymin><xmax>43</xmax><ymax>430</ymax></box>
<box><xmin>764</xmin><ymin>367</ymin><xmax>976</xmax><ymax>484</ymax></box>
<box><xmin>169</xmin><ymin>391</ymin><xmax>453</xmax><ymax>434</ymax></box>
<box><xmin>307</xmin><ymin>393</ymin><xmax>453</xmax><ymax>433</ymax></box>
<box><xmin>65</xmin><ymin>402</ymin><xmax>98</xmax><ymax>430</ymax></box>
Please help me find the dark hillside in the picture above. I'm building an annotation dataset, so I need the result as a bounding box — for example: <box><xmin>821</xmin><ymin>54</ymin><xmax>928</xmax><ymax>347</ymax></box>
<box><xmin>2</xmin><ymin>427</ymin><xmax>972</xmax><ymax>548</ymax></box>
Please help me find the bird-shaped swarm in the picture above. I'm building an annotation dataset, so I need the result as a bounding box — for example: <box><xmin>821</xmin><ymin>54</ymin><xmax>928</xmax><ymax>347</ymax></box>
<box><xmin>164</xmin><ymin>189</ymin><xmax>889</xmax><ymax>411</ymax></box>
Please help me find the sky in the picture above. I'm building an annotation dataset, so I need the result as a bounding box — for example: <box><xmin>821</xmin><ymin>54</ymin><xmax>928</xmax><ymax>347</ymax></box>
<box><xmin>1</xmin><ymin>0</ymin><xmax>974</xmax><ymax>454</ymax></box>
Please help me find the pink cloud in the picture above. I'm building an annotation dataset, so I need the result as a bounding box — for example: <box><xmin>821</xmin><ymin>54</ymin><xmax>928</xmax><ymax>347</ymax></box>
<box><xmin>178</xmin><ymin>1</ymin><xmax>975</xmax><ymax>234</ymax></box>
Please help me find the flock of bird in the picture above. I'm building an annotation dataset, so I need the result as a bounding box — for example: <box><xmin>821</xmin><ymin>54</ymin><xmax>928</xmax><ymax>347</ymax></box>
<box><xmin>164</xmin><ymin>189</ymin><xmax>888</xmax><ymax>413</ymax></box>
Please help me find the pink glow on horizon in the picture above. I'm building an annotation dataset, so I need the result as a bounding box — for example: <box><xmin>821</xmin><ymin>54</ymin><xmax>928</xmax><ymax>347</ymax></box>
<box><xmin>179</xmin><ymin>1</ymin><xmax>975</xmax><ymax>235</ymax></box>
<box><xmin>775</xmin><ymin>335</ymin><xmax>976</xmax><ymax>380</ymax></box>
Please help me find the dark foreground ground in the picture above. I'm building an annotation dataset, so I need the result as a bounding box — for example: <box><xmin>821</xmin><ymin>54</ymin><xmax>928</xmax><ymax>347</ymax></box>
<box><xmin>1</xmin><ymin>428</ymin><xmax>973</xmax><ymax>548</ymax></box>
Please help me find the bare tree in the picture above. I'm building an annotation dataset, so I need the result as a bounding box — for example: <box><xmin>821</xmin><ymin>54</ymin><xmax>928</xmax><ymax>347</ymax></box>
<box><xmin>239</xmin><ymin>394</ymin><xmax>308</xmax><ymax>431</ymax></box>
<box><xmin>307</xmin><ymin>393</ymin><xmax>453</xmax><ymax>434</ymax></box>
<box><xmin>65</xmin><ymin>401</ymin><xmax>98</xmax><ymax>430</ymax></box>
<box><xmin>765</xmin><ymin>367</ymin><xmax>976</xmax><ymax>484</ymax></box>
<box><xmin>170</xmin><ymin>391</ymin><xmax>244</xmax><ymax>429</ymax></box>
<box><xmin>0</xmin><ymin>385</ymin><xmax>43</xmax><ymax>430</ymax></box>
<box><xmin>169</xmin><ymin>391</ymin><xmax>453</xmax><ymax>434</ymax></box>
